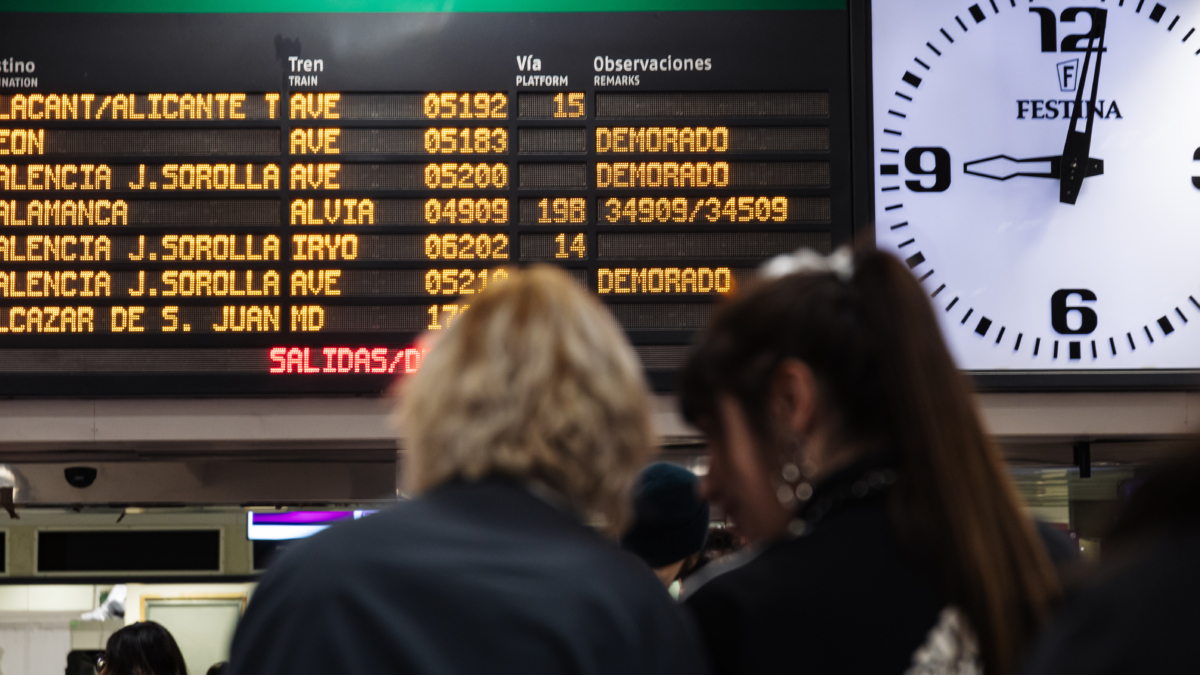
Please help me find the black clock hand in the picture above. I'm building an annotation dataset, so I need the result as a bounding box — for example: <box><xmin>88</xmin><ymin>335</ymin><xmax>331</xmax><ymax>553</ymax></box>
<box><xmin>965</xmin><ymin>154</ymin><xmax>1102</xmax><ymax>181</ymax></box>
<box><xmin>1060</xmin><ymin>10</ymin><xmax>1108</xmax><ymax>204</ymax></box>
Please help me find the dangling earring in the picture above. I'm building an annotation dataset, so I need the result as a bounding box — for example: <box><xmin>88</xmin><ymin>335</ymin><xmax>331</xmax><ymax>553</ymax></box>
<box><xmin>777</xmin><ymin>436</ymin><xmax>814</xmax><ymax>505</ymax></box>
<box><xmin>775</xmin><ymin>465</ymin><xmax>797</xmax><ymax>506</ymax></box>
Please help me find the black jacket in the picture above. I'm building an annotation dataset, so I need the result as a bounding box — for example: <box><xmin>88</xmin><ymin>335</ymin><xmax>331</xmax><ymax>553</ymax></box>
<box><xmin>1021</xmin><ymin>529</ymin><xmax>1200</xmax><ymax>675</ymax></box>
<box><xmin>686</xmin><ymin>459</ymin><xmax>945</xmax><ymax>675</ymax></box>
<box><xmin>229</xmin><ymin>477</ymin><xmax>708</xmax><ymax>675</ymax></box>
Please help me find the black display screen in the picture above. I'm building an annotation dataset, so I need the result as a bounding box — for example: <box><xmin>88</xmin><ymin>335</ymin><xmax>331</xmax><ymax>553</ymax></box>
<box><xmin>0</xmin><ymin>8</ymin><xmax>852</xmax><ymax>394</ymax></box>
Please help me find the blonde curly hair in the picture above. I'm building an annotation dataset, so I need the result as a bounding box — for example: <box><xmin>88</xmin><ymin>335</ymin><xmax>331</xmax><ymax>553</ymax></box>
<box><xmin>397</xmin><ymin>265</ymin><xmax>654</xmax><ymax>534</ymax></box>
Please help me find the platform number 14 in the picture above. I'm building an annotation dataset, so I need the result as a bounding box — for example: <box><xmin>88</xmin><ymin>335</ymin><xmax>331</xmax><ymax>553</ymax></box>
<box><xmin>555</xmin><ymin>233</ymin><xmax>586</xmax><ymax>259</ymax></box>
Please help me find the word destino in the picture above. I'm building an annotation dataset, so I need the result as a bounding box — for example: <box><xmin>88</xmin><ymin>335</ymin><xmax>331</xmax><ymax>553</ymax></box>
<box><xmin>0</xmin><ymin>59</ymin><xmax>35</xmax><ymax>88</ymax></box>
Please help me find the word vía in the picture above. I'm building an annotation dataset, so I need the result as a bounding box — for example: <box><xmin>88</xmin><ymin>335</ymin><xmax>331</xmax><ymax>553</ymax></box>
<box><xmin>269</xmin><ymin>345</ymin><xmax>427</xmax><ymax>374</ymax></box>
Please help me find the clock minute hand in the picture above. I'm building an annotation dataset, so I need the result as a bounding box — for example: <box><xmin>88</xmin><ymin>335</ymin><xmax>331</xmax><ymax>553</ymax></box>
<box><xmin>1060</xmin><ymin>11</ymin><xmax>1108</xmax><ymax>205</ymax></box>
<box><xmin>964</xmin><ymin>154</ymin><xmax>1103</xmax><ymax>181</ymax></box>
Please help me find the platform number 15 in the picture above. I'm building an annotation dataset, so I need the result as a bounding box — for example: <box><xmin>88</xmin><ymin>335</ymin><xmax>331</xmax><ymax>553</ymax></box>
<box><xmin>553</xmin><ymin>93</ymin><xmax>585</xmax><ymax>118</ymax></box>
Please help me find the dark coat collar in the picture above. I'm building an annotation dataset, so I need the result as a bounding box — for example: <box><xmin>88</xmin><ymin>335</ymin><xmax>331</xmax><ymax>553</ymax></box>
<box><xmin>795</xmin><ymin>449</ymin><xmax>900</xmax><ymax>531</ymax></box>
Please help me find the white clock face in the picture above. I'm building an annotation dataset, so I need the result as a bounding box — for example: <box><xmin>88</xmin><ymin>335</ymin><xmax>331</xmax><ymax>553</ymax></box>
<box><xmin>872</xmin><ymin>0</ymin><xmax>1200</xmax><ymax>370</ymax></box>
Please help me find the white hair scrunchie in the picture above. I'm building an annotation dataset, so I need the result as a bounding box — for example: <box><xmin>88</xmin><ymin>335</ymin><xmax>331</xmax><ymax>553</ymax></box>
<box><xmin>759</xmin><ymin>246</ymin><xmax>854</xmax><ymax>282</ymax></box>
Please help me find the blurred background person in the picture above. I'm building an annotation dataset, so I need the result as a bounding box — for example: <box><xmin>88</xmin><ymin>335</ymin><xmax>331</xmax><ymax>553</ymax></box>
<box><xmin>228</xmin><ymin>266</ymin><xmax>707</xmax><ymax>675</ymax></box>
<box><xmin>680</xmin><ymin>248</ymin><xmax>1061</xmax><ymax>675</ymax></box>
<box><xmin>1033</xmin><ymin>520</ymin><xmax>1081</xmax><ymax>584</ymax></box>
<box><xmin>1021</xmin><ymin>451</ymin><xmax>1200</xmax><ymax>674</ymax></box>
<box><xmin>678</xmin><ymin>527</ymin><xmax>744</xmax><ymax>601</ymax></box>
<box><xmin>97</xmin><ymin>622</ymin><xmax>188</xmax><ymax>675</ymax></box>
<box><xmin>622</xmin><ymin>462</ymin><xmax>711</xmax><ymax>594</ymax></box>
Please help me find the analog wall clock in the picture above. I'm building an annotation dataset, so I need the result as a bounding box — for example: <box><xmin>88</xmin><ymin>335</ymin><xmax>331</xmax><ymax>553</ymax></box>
<box><xmin>871</xmin><ymin>0</ymin><xmax>1200</xmax><ymax>371</ymax></box>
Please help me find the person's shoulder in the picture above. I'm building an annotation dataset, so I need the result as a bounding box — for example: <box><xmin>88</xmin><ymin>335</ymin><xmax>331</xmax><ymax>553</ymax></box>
<box><xmin>679</xmin><ymin>543</ymin><xmax>761</xmax><ymax>602</ymax></box>
<box><xmin>534</xmin><ymin>518</ymin><xmax>677</xmax><ymax>601</ymax></box>
<box><xmin>1022</xmin><ymin>532</ymin><xmax>1200</xmax><ymax>675</ymax></box>
<box><xmin>602</xmin><ymin>546</ymin><xmax>682</xmax><ymax>598</ymax></box>
<box><xmin>261</xmin><ymin>498</ymin><xmax>432</xmax><ymax>580</ymax></box>
<box><xmin>685</xmin><ymin>538</ymin><xmax>791</xmax><ymax>616</ymax></box>
<box><xmin>686</xmin><ymin>506</ymin><xmax>915</xmax><ymax>609</ymax></box>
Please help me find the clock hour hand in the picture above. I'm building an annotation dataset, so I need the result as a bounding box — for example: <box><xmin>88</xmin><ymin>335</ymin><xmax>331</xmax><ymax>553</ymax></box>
<box><xmin>1060</xmin><ymin>10</ymin><xmax>1107</xmax><ymax>205</ymax></box>
<box><xmin>964</xmin><ymin>154</ymin><xmax>1103</xmax><ymax>181</ymax></box>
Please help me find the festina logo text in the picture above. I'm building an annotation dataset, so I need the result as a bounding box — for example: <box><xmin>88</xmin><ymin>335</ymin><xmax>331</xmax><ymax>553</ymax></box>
<box><xmin>1016</xmin><ymin>100</ymin><xmax>1122</xmax><ymax>120</ymax></box>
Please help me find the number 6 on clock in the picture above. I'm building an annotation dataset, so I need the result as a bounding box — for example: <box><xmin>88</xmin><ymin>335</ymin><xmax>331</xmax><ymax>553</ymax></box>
<box><xmin>1193</xmin><ymin>147</ymin><xmax>1199</xmax><ymax>189</ymax></box>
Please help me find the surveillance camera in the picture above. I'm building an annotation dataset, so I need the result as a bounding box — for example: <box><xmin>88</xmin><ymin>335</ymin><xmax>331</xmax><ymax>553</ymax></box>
<box><xmin>64</xmin><ymin>467</ymin><xmax>97</xmax><ymax>489</ymax></box>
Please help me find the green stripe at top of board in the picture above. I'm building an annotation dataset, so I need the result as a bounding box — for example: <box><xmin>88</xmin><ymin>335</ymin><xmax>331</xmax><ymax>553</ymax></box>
<box><xmin>0</xmin><ymin>0</ymin><xmax>844</xmax><ymax>11</ymax></box>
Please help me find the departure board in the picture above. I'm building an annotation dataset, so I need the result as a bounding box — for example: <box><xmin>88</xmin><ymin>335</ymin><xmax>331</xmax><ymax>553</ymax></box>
<box><xmin>0</xmin><ymin>4</ymin><xmax>852</xmax><ymax>394</ymax></box>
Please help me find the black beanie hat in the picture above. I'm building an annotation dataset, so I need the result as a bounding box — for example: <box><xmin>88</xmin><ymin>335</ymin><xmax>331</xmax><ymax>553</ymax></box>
<box><xmin>621</xmin><ymin>463</ymin><xmax>710</xmax><ymax>568</ymax></box>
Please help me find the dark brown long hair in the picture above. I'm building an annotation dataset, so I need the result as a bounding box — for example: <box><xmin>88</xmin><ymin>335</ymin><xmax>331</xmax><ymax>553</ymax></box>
<box><xmin>101</xmin><ymin>621</ymin><xmax>188</xmax><ymax>675</ymax></box>
<box><xmin>680</xmin><ymin>249</ymin><xmax>1061</xmax><ymax>675</ymax></box>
